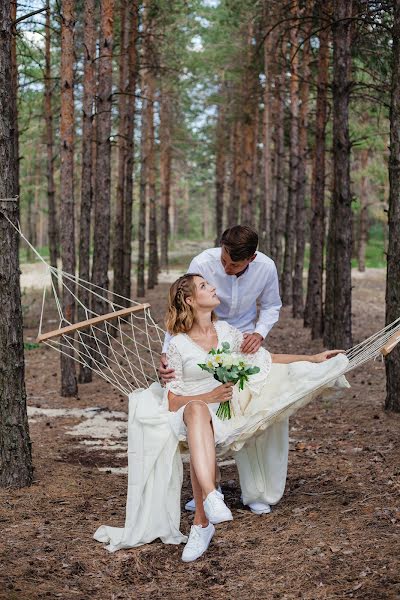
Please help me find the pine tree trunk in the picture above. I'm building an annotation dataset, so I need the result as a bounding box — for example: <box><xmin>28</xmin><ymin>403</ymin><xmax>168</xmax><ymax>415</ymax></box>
<box><xmin>92</xmin><ymin>0</ymin><xmax>114</xmax><ymax>315</ymax></box>
<box><xmin>292</xmin><ymin>2</ymin><xmax>312</xmax><ymax>318</ymax></box>
<box><xmin>144</xmin><ymin>3</ymin><xmax>158</xmax><ymax>290</ymax></box>
<box><xmin>137</xmin><ymin>67</ymin><xmax>147</xmax><ymax>297</ymax></box>
<box><xmin>324</xmin><ymin>0</ymin><xmax>353</xmax><ymax>349</ymax></box>
<box><xmin>10</xmin><ymin>0</ymin><xmax>19</xmax><ymax>197</ymax></box>
<box><xmin>60</xmin><ymin>0</ymin><xmax>77</xmax><ymax>396</ymax></box>
<box><xmin>227</xmin><ymin>120</ymin><xmax>240</xmax><ymax>227</ymax></box>
<box><xmin>282</xmin><ymin>3</ymin><xmax>300</xmax><ymax>305</ymax></box>
<box><xmin>239</xmin><ymin>24</ymin><xmax>258</xmax><ymax>227</ymax></box>
<box><xmin>215</xmin><ymin>96</ymin><xmax>226</xmax><ymax>244</ymax></box>
<box><xmin>122</xmin><ymin>1</ymin><xmax>139</xmax><ymax>299</ymax></box>
<box><xmin>27</xmin><ymin>169</ymin><xmax>34</xmax><ymax>260</ymax></box>
<box><xmin>272</xmin><ymin>70</ymin><xmax>286</xmax><ymax>276</ymax></box>
<box><xmin>160</xmin><ymin>84</ymin><xmax>172</xmax><ymax>269</ymax></box>
<box><xmin>44</xmin><ymin>0</ymin><xmax>58</xmax><ymax>272</ymax></box>
<box><xmin>147</xmin><ymin>72</ymin><xmax>158</xmax><ymax>289</ymax></box>
<box><xmin>385</xmin><ymin>0</ymin><xmax>400</xmax><ymax>412</ymax></box>
<box><xmin>113</xmin><ymin>0</ymin><xmax>129</xmax><ymax>300</ymax></box>
<box><xmin>357</xmin><ymin>149</ymin><xmax>369</xmax><ymax>273</ymax></box>
<box><xmin>240</xmin><ymin>90</ymin><xmax>257</xmax><ymax>225</ymax></box>
<box><xmin>260</xmin><ymin>25</ymin><xmax>274</xmax><ymax>255</ymax></box>
<box><xmin>33</xmin><ymin>163</ymin><xmax>40</xmax><ymax>247</ymax></box>
<box><xmin>0</xmin><ymin>0</ymin><xmax>33</xmax><ymax>488</ymax></box>
<box><xmin>78</xmin><ymin>0</ymin><xmax>96</xmax><ymax>383</ymax></box>
<box><xmin>304</xmin><ymin>4</ymin><xmax>329</xmax><ymax>338</ymax></box>
<box><xmin>183</xmin><ymin>178</ymin><xmax>190</xmax><ymax>238</ymax></box>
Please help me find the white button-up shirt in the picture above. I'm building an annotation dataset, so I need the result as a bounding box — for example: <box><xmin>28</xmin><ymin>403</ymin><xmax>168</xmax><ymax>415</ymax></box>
<box><xmin>162</xmin><ymin>247</ymin><xmax>282</xmax><ymax>353</ymax></box>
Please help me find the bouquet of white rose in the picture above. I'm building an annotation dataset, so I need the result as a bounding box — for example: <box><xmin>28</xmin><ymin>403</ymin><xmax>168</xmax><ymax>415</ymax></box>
<box><xmin>198</xmin><ymin>342</ymin><xmax>260</xmax><ymax>420</ymax></box>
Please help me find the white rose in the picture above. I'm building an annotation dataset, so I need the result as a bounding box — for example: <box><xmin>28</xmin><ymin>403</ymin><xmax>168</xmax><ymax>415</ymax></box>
<box><xmin>221</xmin><ymin>354</ymin><xmax>234</xmax><ymax>368</ymax></box>
<box><xmin>230</xmin><ymin>353</ymin><xmax>244</xmax><ymax>368</ymax></box>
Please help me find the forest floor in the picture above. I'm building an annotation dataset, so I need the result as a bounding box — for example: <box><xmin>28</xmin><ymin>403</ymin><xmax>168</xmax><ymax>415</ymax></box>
<box><xmin>1</xmin><ymin>267</ymin><xmax>399</xmax><ymax>600</ymax></box>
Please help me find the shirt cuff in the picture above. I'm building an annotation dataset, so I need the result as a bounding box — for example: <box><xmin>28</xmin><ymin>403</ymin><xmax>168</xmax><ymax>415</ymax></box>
<box><xmin>254</xmin><ymin>324</ymin><xmax>269</xmax><ymax>340</ymax></box>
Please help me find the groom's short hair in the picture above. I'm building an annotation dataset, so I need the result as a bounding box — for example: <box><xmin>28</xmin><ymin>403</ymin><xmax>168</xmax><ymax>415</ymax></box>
<box><xmin>220</xmin><ymin>225</ymin><xmax>258</xmax><ymax>261</ymax></box>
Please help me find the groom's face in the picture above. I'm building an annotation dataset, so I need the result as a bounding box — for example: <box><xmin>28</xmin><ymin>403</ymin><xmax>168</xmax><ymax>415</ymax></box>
<box><xmin>220</xmin><ymin>246</ymin><xmax>256</xmax><ymax>276</ymax></box>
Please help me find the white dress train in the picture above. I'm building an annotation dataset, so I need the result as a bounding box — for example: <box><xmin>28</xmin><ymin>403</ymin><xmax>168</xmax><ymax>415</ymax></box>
<box><xmin>94</xmin><ymin>321</ymin><xmax>350</xmax><ymax>552</ymax></box>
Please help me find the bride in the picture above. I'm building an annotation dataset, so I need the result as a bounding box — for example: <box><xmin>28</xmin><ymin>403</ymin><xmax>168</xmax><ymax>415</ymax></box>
<box><xmin>94</xmin><ymin>273</ymin><xmax>348</xmax><ymax>562</ymax></box>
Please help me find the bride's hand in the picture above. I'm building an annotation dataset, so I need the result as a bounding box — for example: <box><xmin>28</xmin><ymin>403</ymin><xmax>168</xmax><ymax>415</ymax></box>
<box><xmin>312</xmin><ymin>349</ymin><xmax>345</xmax><ymax>363</ymax></box>
<box><xmin>207</xmin><ymin>383</ymin><xmax>234</xmax><ymax>403</ymax></box>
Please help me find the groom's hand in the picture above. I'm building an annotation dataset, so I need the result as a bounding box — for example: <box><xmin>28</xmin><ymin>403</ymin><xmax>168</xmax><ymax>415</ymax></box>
<box><xmin>241</xmin><ymin>332</ymin><xmax>263</xmax><ymax>354</ymax></box>
<box><xmin>159</xmin><ymin>353</ymin><xmax>175</xmax><ymax>385</ymax></box>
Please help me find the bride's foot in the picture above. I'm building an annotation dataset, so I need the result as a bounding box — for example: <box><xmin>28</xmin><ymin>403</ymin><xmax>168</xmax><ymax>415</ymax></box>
<box><xmin>181</xmin><ymin>522</ymin><xmax>215</xmax><ymax>562</ymax></box>
<box><xmin>185</xmin><ymin>485</ymin><xmax>222</xmax><ymax>512</ymax></box>
<box><xmin>203</xmin><ymin>489</ymin><xmax>233</xmax><ymax>524</ymax></box>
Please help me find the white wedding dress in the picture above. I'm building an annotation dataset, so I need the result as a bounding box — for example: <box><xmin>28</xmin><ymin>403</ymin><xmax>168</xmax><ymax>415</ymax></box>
<box><xmin>94</xmin><ymin>321</ymin><xmax>350</xmax><ymax>552</ymax></box>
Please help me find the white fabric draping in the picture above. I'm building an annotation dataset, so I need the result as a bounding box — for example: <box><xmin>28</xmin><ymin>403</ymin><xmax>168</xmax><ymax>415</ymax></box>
<box><xmin>94</xmin><ymin>322</ymin><xmax>350</xmax><ymax>552</ymax></box>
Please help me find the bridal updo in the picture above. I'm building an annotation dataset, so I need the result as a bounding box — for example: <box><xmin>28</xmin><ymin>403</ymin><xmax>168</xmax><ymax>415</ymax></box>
<box><xmin>165</xmin><ymin>273</ymin><xmax>217</xmax><ymax>335</ymax></box>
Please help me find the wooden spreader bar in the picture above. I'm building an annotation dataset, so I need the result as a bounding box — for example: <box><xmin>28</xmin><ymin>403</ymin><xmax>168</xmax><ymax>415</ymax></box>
<box><xmin>37</xmin><ymin>303</ymin><xmax>151</xmax><ymax>343</ymax></box>
<box><xmin>380</xmin><ymin>330</ymin><xmax>400</xmax><ymax>357</ymax></box>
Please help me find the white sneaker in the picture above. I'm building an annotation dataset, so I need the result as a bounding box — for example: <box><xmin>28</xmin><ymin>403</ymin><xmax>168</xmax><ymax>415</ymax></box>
<box><xmin>185</xmin><ymin>486</ymin><xmax>222</xmax><ymax>512</ymax></box>
<box><xmin>240</xmin><ymin>494</ymin><xmax>271</xmax><ymax>515</ymax></box>
<box><xmin>181</xmin><ymin>522</ymin><xmax>215</xmax><ymax>562</ymax></box>
<box><xmin>248</xmin><ymin>501</ymin><xmax>271</xmax><ymax>515</ymax></box>
<box><xmin>203</xmin><ymin>489</ymin><xmax>233</xmax><ymax>524</ymax></box>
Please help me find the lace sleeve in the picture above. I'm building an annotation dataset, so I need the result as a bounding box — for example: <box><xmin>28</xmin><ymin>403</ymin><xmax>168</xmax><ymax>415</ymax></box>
<box><xmin>244</xmin><ymin>347</ymin><xmax>272</xmax><ymax>395</ymax></box>
<box><xmin>229</xmin><ymin>325</ymin><xmax>243</xmax><ymax>352</ymax></box>
<box><xmin>165</xmin><ymin>340</ymin><xmax>185</xmax><ymax>396</ymax></box>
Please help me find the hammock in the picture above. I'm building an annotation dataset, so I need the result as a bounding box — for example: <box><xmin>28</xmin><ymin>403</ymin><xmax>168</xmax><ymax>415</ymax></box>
<box><xmin>6</xmin><ymin>216</ymin><xmax>400</xmax><ymax>399</ymax></box>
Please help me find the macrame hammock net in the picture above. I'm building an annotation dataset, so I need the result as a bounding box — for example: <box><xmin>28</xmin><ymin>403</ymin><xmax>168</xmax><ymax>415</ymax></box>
<box><xmin>11</xmin><ymin>218</ymin><xmax>400</xmax><ymax>428</ymax></box>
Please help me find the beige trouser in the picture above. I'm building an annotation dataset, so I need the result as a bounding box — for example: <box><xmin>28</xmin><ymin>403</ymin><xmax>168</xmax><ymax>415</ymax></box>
<box><xmin>234</xmin><ymin>417</ymin><xmax>289</xmax><ymax>506</ymax></box>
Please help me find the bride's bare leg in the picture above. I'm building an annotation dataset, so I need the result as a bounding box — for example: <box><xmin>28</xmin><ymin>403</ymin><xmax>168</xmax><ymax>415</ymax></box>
<box><xmin>184</xmin><ymin>402</ymin><xmax>216</xmax><ymax>506</ymax></box>
<box><xmin>189</xmin><ymin>459</ymin><xmax>208</xmax><ymax>526</ymax></box>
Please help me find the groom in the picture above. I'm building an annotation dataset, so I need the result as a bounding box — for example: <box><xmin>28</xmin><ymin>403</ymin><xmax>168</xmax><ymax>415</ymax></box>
<box><xmin>160</xmin><ymin>225</ymin><xmax>286</xmax><ymax>516</ymax></box>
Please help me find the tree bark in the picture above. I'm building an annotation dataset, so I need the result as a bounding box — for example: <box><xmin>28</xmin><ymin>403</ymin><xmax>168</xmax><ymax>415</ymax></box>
<box><xmin>59</xmin><ymin>0</ymin><xmax>77</xmax><ymax>396</ymax></box>
<box><xmin>324</xmin><ymin>0</ymin><xmax>353</xmax><ymax>349</ymax></box>
<box><xmin>0</xmin><ymin>0</ymin><xmax>33</xmax><ymax>488</ymax></box>
<box><xmin>260</xmin><ymin>19</ymin><xmax>274</xmax><ymax>255</ymax></box>
<box><xmin>92</xmin><ymin>0</ymin><xmax>114</xmax><ymax>316</ymax></box>
<box><xmin>122</xmin><ymin>1</ymin><xmax>139</xmax><ymax>300</ymax></box>
<box><xmin>215</xmin><ymin>91</ymin><xmax>226</xmax><ymax>244</ymax></box>
<box><xmin>44</xmin><ymin>0</ymin><xmax>58</xmax><ymax>272</ymax></box>
<box><xmin>147</xmin><ymin>74</ymin><xmax>158</xmax><ymax>289</ymax></box>
<box><xmin>385</xmin><ymin>0</ymin><xmax>400</xmax><ymax>412</ymax></box>
<box><xmin>143</xmin><ymin>1</ymin><xmax>158</xmax><ymax>290</ymax></box>
<box><xmin>304</xmin><ymin>2</ymin><xmax>330</xmax><ymax>338</ymax></box>
<box><xmin>137</xmin><ymin>66</ymin><xmax>147</xmax><ymax>297</ymax></box>
<box><xmin>78</xmin><ymin>0</ymin><xmax>96</xmax><ymax>383</ymax></box>
<box><xmin>272</xmin><ymin>68</ymin><xmax>286</xmax><ymax>276</ymax></box>
<box><xmin>239</xmin><ymin>23</ymin><xmax>258</xmax><ymax>226</ymax></box>
<box><xmin>292</xmin><ymin>0</ymin><xmax>312</xmax><ymax>318</ymax></box>
<box><xmin>11</xmin><ymin>0</ymin><xmax>19</xmax><ymax>197</ymax></box>
<box><xmin>282</xmin><ymin>2</ymin><xmax>300</xmax><ymax>305</ymax></box>
<box><xmin>227</xmin><ymin>120</ymin><xmax>240</xmax><ymax>227</ymax></box>
<box><xmin>357</xmin><ymin>148</ymin><xmax>369</xmax><ymax>273</ymax></box>
<box><xmin>160</xmin><ymin>83</ymin><xmax>172</xmax><ymax>268</ymax></box>
<box><xmin>113</xmin><ymin>0</ymin><xmax>129</xmax><ymax>300</ymax></box>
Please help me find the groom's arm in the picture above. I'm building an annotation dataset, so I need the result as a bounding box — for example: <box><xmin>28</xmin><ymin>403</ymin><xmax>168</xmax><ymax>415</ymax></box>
<box><xmin>254</xmin><ymin>262</ymin><xmax>282</xmax><ymax>339</ymax></box>
<box><xmin>241</xmin><ymin>263</ymin><xmax>281</xmax><ymax>354</ymax></box>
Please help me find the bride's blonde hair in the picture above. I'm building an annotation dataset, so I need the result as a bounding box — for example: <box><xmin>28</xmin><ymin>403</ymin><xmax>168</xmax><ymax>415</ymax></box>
<box><xmin>165</xmin><ymin>273</ymin><xmax>216</xmax><ymax>335</ymax></box>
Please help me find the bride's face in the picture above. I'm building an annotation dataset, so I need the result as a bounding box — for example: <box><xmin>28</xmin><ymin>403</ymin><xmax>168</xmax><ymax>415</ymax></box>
<box><xmin>187</xmin><ymin>276</ymin><xmax>220</xmax><ymax>310</ymax></box>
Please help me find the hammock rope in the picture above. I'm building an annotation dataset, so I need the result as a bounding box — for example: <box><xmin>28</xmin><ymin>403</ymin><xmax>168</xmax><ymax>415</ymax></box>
<box><xmin>2</xmin><ymin>213</ymin><xmax>400</xmax><ymax>397</ymax></box>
